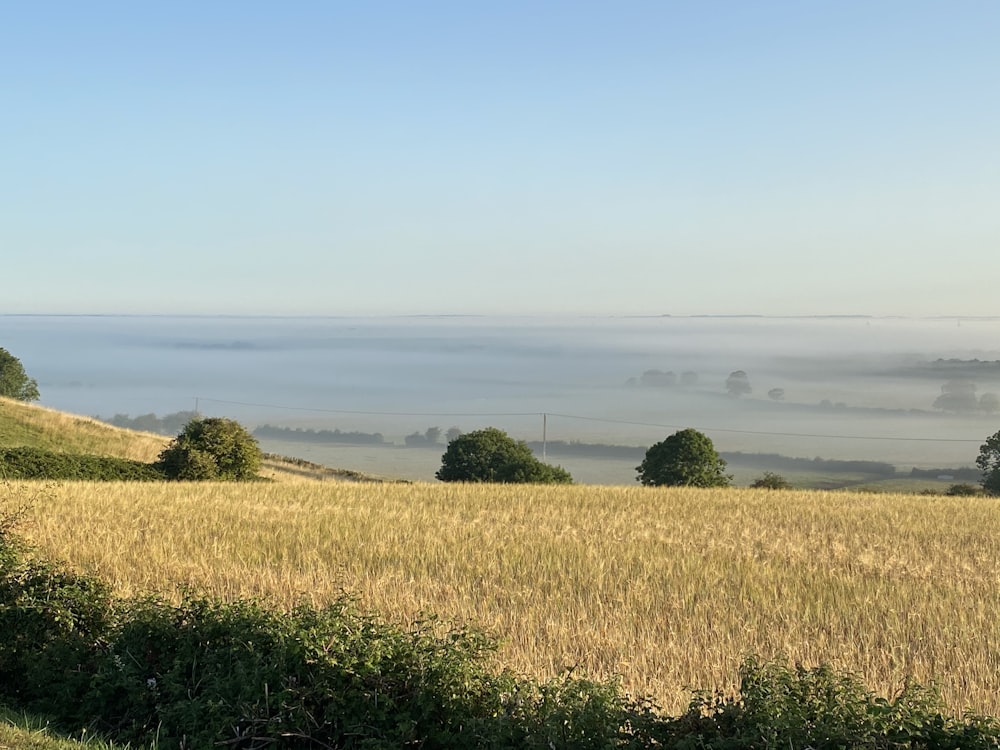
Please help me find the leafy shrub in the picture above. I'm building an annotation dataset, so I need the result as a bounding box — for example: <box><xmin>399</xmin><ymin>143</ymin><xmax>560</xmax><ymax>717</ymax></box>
<box><xmin>946</xmin><ymin>482</ymin><xmax>981</xmax><ymax>496</ymax></box>
<box><xmin>749</xmin><ymin>471</ymin><xmax>792</xmax><ymax>489</ymax></box>
<box><xmin>0</xmin><ymin>507</ymin><xmax>113</xmax><ymax>713</ymax></box>
<box><xmin>0</xmin><ymin>347</ymin><xmax>40</xmax><ymax>402</ymax></box>
<box><xmin>436</xmin><ymin>427</ymin><xmax>572</xmax><ymax>484</ymax></box>
<box><xmin>156</xmin><ymin>417</ymin><xmax>261</xmax><ymax>481</ymax></box>
<box><xmin>636</xmin><ymin>429</ymin><xmax>731</xmax><ymax>487</ymax></box>
<box><xmin>657</xmin><ymin>658</ymin><xmax>1000</xmax><ymax>749</ymax></box>
<box><xmin>0</xmin><ymin>446</ymin><xmax>165</xmax><ymax>481</ymax></box>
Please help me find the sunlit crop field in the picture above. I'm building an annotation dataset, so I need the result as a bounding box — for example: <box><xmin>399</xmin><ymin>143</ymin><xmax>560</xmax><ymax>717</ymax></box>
<box><xmin>11</xmin><ymin>479</ymin><xmax>1000</xmax><ymax>715</ymax></box>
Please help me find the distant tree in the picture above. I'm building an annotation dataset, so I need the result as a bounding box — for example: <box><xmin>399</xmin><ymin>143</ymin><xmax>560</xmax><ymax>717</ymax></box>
<box><xmin>404</xmin><ymin>431</ymin><xmax>427</xmax><ymax>447</ymax></box>
<box><xmin>934</xmin><ymin>380</ymin><xmax>979</xmax><ymax>412</ymax></box>
<box><xmin>726</xmin><ymin>370</ymin><xmax>752</xmax><ymax>398</ymax></box>
<box><xmin>680</xmin><ymin>371</ymin><xmax>699</xmax><ymax>387</ymax></box>
<box><xmin>767</xmin><ymin>388</ymin><xmax>785</xmax><ymax>401</ymax></box>
<box><xmin>636</xmin><ymin>428</ymin><xmax>731</xmax><ymax>487</ymax></box>
<box><xmin>639</xmin><ymin>369</ymin><xmax>677</xmax><ymax>387</ymax></box>
<box><xmin>156</xmin><ymin>417</ymin><xmax>262</xmax><ymax>481</ymax></box>
<box><xmin>946</xmin><ymin>483</ymin><xmax>980</xmax><ymax>496</ymax></box>
<box><xmin>977</xmin><ymin>430</ymin><xmax>1000</xmax><ymax>496</ymax></box>
<box><xmin>980</xmin><ymin>393</ymin><xmax>1000</xmax><ymax>415</ymax></box>
<box><xmin>0</xmin><ymin>348</ymin><xmax>40</xmax><ymax>402</ymax></box>
<box><xmin>750</xmin><ymin>471</ymin><xmax>792</xmax><ymax>489</ymax></box>
<box><xmin>436</xmin><ymin>427</ymin><xmax>572</xmax><ymax>484</ymax></box>
<box><xmin>446</xmin><ymin>426</ymin><xmax>463</xmax><ymax>443</ymax></box>
<box><xmin>405</xmin><ymin>427</ymin><xmax>444</xmax><ymax>447</ymax></box>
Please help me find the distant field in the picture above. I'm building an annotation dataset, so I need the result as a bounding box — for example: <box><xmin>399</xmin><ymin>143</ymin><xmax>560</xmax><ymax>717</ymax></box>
<box><xmin>12</xmin><ymin>479</ymin><xmax>1000</xmax><ymax>716</ymax></box>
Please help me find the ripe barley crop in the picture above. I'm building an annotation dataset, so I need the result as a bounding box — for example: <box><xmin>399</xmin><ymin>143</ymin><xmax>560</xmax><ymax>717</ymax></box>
<box><xmin>11</xmin><ymin>479</ymin><xmax>1000</xmax><ymax>715</ymax></box>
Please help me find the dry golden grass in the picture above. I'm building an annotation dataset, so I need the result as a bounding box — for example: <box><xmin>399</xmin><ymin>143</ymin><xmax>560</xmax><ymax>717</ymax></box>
<box><xmin>0</xmin><ymin>398</ymin><xmax>168</xmax><ymax>462</ymax></box>
<box><xmin>10</xmin><ymin>479</ymin><xmax>1000</xmax><ymax>715</ymax></box>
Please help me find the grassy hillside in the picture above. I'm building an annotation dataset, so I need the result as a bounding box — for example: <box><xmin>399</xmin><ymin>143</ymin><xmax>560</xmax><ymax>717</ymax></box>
<box><xmin>0</xmin><ymin>398</ymin><xmax>383</xmax><ymax>483</ymax></box>
<box><xmin>0</xmin><ymin>398</ymin><xmax>168</xmax><ymax>462</ymax></box>
<box><xmin>14</xmin><ymin>479</ymin><xmax>1000</xmax><ymax>718</ymax></box>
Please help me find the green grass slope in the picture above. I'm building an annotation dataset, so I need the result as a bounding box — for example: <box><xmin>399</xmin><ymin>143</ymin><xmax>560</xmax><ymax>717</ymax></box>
<box><xmin>0</xmin><ymin>708</ymin><xmax>134</xmax><ymax>750</ymax></box>
<box><xmin>0</xmin><ymin>398</ymin><xmax>383</xmax><ymax>483</ymax></box>
<box><xmin>0</xmin><ymin>398</ymin><xmax>168</xmax><ymax>463</ymax></box>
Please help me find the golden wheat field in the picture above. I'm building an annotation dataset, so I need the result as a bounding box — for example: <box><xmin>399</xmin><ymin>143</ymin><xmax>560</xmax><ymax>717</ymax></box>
<box><xmin>10</xmin><ymin>478</ymin><xmax>1000</xmax><ymax>715</ymax></box>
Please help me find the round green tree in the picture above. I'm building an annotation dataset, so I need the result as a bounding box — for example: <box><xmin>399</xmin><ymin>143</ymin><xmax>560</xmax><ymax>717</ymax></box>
<box><xmin>750</xmin><ymin>471</ymin><xmax>792</xmax><ymax>490</ymax></box>
<box><xmin>976</xmin><ymin>429</ymin><xmax>1000</xmax><ymax>496</ymax></box>
<box><xmin>0</xmin><ymin>348</ymin><xmax>40</xmax><ymax>402</ymax></box>
<box><xmin>436</xmin><ymin>427</ymin><xmax>572</xmax><ymax>484</ymax></box>
<box><xmin>156</xmin><ymin>417</ymin><xmax>262</xmax><ymax>480</ymax></box>
<box><xmin>636</xmin><ymin>428</ymin><xmax>731</xmax><ymax>487</ymax></box>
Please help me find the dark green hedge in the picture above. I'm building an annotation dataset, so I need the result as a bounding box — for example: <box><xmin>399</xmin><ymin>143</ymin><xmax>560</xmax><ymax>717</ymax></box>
<box><xmin>0</xmin><ymin>446</ymin><xmax>164</xmax><ymax>481</ymax></box>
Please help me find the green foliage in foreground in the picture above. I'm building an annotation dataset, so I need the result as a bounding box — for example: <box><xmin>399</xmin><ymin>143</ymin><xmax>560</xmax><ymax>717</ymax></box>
<box><xmin>0</xmin><ymin>446</ymin><xmax>165</xmax><ymax>481</ymax></box>
<box><xmin>2</xmin><ymin>503</ymin><xmax>998</xmax><ymax>749</ymax></box>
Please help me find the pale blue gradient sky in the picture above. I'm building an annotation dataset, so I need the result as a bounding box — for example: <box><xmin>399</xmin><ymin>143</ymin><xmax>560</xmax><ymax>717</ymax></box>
<box><xmin>3</xmin><ymin>1</ymin><xmax>997</xmax><ymax>316</ymax></box>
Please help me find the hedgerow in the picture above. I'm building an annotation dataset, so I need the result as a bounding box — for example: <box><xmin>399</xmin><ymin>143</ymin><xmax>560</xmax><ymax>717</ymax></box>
<box><xmin>0</xmin><ymin>446</ymin><xmax>164</xmax><ymax>481</ymax></box>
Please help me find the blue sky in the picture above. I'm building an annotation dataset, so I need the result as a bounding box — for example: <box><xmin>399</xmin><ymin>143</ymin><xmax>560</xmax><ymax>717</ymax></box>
<box><xmin>3</xmin><ymin>1</ymin><xmax>998</xmax><ymax>316</ymax></box>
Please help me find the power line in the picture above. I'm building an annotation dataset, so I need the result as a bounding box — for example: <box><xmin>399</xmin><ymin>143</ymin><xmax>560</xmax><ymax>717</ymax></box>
<box><xmin>545</xmin><ymin>413</ymin><xmax>982</xmax><ymax>443</ymax></box>
<box><xmin>195</xmin><ymin>397</ymin><xmax>540</xmax><ymax>419</ymax></box>
<box><xmin>196</xmin><ymin>396</ymin><xmax>985</xmax><ymax>444</ymax></box>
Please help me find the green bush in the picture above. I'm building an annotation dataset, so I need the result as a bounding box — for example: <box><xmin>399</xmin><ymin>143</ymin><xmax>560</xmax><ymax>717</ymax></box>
<box><xmin>436</xmin><ymin>427</ymin><xmax>572</xmax><ymax>484</ymax></box>
<box><xmin>156</xmin><ymin>417</ymin><xmax>261</xmax><ymax>481</ymax></box>
<box><xmin>636</xmin><ymin>429</ymin><xmax>731</xmax><ymax>487</ymax></box>
<box><xmin>0</xmin><ymin>512</ymin><xmax>113</xmax><ymax>713</ymax></box>
<box><xmin>657</xmin><ymin>658</ymin><xmax>1000</xmax><ymax>749</ymax></box>
<box><xmin>946</xmin><ymin>482</ymin><xmax>981</xmax><ymax>496</ymax></box>
<box><xmin>749</xmin><ymin>471</ymin><xmax>792</xmax><ymax>490</ymax></box>
<box><xmin>0</xmin><ymin>446</ymin><xmax>165</xmax><ymax>481</ymax></box>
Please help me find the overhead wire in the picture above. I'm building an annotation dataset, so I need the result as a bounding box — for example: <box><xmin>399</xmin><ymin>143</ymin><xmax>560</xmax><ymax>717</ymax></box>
<box><xmin>195</xmin><ymin>397</ymin><xmax>984</xmax><ymax>444</ymax></box>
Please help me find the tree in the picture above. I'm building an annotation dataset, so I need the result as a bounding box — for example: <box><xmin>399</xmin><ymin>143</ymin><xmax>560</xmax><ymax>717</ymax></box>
<box><xmin>636</xmin><ymin>428</ymin><xmax>731</xmax><ymax>487</ymax></box>
<box><xmin>726</xmin><ymin>370</ymin><xmax>752</xmax><ymax>397</ymax></box>
<box><xmin>639</xmin><ymin>369</ymin><xmax>676</xmax><ymax>387</ymax></box>
<box><xmin>156</xmin><ymin>417</ymin><xmax>262</xmax><ymax>480</ymax></box>
<box><xmin>750</xmin><ymin>471</ymin><xmax>792</xmax><ymax>489</ymax></box>
<box><xmin>767</xmin><ymin>388</ymin><xmax>785</xmax><ymax>401</ymax></box>
<box><xmin>0</xmin><ymin>348</ymin><xmax>40</xmax><ymax>402</ymax></box>
<box><xmin>933</xmin><ymin>380</ymin><xmax>979</xmax><ymax>412</ymax></box>
<box><xmin>946</xmin><ymin>483</ymin><xmax>980</xmax><ymax>497</ymax></box>
<box><xmin>436</xmin><ymin>427</ymin><xmax>572</xmax><ymax>484</ymax></box>
<box><xmin>980</xmin><ymin>393</ymin><xmax>1000</xmax><ymax>415</ymax></box>
<box><xmin>977</xmin><ymin>430</ymin><xmax>1000</xmax><ymax>496</ymax></box>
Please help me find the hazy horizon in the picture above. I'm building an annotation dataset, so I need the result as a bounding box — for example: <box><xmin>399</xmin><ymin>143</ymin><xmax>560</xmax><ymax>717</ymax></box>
<box><xmin>7</xmin><ymin>314</ymin><xmax>998</xmax><ymax>481</ymax></box>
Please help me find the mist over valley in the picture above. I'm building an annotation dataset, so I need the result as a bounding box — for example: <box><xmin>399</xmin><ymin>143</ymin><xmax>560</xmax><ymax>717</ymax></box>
<box><xmin>8</xmin><ymin>314</ymin><xmax>999</xmax><ymax>484</ymax></box>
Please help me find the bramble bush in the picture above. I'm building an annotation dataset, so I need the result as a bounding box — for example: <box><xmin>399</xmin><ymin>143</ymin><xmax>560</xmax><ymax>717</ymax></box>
<box><xmin>0</xmin><ymin>446</ymin><xmax>165</xmax><ymax>481</ymax></box>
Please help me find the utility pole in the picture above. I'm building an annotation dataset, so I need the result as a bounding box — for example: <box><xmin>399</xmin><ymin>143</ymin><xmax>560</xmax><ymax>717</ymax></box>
<box><xmin>542</xmin><ymin>413</ymin><xmax>547</xmax><ymax>461</ymax></box>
